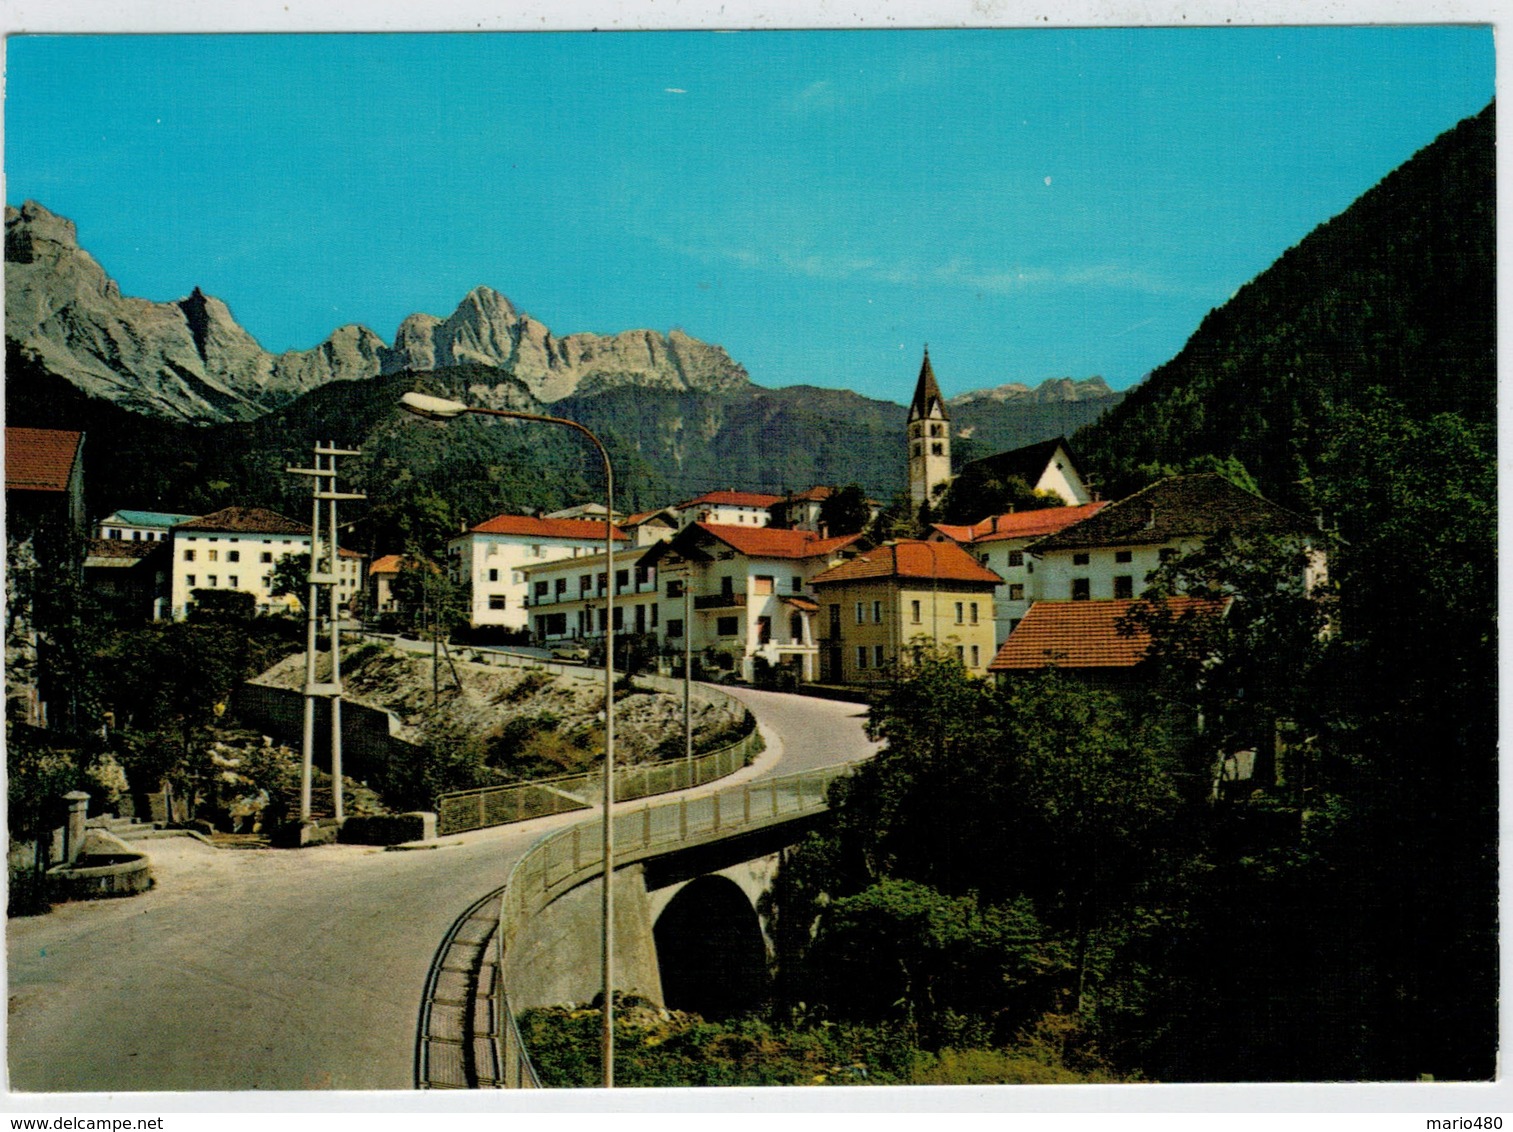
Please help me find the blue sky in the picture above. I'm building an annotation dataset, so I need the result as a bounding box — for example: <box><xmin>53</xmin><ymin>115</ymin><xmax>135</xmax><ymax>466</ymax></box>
<box><xmin>4</xmin><ymin>28</ymin><xmax>1494</xmax><ymax>403</ymax></box>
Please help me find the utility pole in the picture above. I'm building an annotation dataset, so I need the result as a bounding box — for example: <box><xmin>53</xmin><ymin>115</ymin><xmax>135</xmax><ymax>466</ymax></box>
<box><xmin>287</xmin><ymin>442</ymin><xmax>365</xmax><ymax>837</ymax></box>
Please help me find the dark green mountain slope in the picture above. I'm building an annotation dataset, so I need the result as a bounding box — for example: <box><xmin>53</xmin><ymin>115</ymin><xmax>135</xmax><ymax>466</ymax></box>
<box><xmin>1074</xmin><ymin>102</ymin><xmax>1494</xmax><ymax>508</ymax></box>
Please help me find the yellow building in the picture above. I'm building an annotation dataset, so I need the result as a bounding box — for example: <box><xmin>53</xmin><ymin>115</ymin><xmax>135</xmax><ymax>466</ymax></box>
<box><xmin>809</xmin><ymin>539</ymin><xmax>1002</xmax><ymax>684</ymax></box>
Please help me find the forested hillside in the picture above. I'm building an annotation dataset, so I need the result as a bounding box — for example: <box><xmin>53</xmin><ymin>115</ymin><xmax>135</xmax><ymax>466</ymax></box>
<box><xmin>1074</xmin><ymin>102</ymin><xmax>1494</xmax><ymax>508</ymax></box>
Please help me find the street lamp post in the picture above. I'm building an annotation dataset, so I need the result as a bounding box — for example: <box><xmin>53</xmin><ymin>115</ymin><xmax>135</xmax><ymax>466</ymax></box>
<box><xmin>399</xmin><ymin>392</ymin><xmax>618</xmax><ymax>1088</ymax></box>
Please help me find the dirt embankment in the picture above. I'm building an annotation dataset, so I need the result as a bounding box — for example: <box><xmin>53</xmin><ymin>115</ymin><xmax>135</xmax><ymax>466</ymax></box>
<box><xmin>251</xmin><ymin>642</ymin><xmax>741</xmax><ymax>766</ymax></box>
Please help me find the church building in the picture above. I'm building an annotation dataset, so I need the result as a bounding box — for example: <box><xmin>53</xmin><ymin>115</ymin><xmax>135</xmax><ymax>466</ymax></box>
<box><xmin>907</xmin><ymin>348</ymin><xmax>951</xmax><ymax>509</ymax></box>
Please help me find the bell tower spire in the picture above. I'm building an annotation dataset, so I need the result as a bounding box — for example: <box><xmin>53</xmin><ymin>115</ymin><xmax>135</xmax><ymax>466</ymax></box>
<box><xmin>907</xmin><ymin>346</ymin><xmax>951</xmax><ymax>509</ymax></box>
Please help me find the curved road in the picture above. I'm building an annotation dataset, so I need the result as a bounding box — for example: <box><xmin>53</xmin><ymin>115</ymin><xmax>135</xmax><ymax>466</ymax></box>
<box><xmin>6</xmin><ymin>685</ymin><xmax>877</xmax><ymax>1093</ymax></box>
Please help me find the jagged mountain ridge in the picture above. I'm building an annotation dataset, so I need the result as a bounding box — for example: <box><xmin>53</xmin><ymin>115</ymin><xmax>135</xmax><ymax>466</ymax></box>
<box><xmin>4</xmin><ymin>200</ymin><xmax>750</xmax><ymax>423</ymax></box>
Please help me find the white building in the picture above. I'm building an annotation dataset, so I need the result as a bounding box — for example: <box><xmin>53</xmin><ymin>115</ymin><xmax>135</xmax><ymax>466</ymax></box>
<box><xmin>97</xmin><ymin>509</ymin><xmax>198</xmax><ymax>543</ymax></box>
<box><xmin>951</xmin><ymin>436</ymin><xmax>1094</xmax><ymax>509</ymax></box>
<box><xmin>447</xmin><ymin>514</ymin><xmax>629</xmax><ymax>632</ymax></box>
<box><xmin>643</xmin><ymin>522</ymin><xmax>863</xmax><ymax>683</ymax></box>
<box><xmin>521</xmin><ymin>543</ymin><xmax>664</xmax><ymax>644</ymax></box>
<box><xmin>1026</xmin><ymin>474</ymin><xmax>1328</xmax><ymax>605</ymax></box>
<box><xmin>930</xmin><ymin>502</ymin><xmax>1108</xmax><ymax>644</ymax></box>
<box><xmin>169</xmin><ymin>506</ymin><xmax>364</xmax><ymax>619</ymax></box>
<box><xmin>670</xmin><ymin>489</ymin><xmax>783</xmax><ymax>529</ymax></box>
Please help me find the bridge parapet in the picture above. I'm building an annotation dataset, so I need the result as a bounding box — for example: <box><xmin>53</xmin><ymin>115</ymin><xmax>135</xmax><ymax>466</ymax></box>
<box><xmin>491</xmin><ymin>759</ymin><xmax>862</xmax><ymax>1087</ymax></box>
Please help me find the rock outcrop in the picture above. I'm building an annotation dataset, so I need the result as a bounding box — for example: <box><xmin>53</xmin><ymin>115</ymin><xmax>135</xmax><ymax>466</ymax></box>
<box><xmin>6</xmin><ymin>201</ymin><xmax>749</xmax><ymax>422</ymax></box>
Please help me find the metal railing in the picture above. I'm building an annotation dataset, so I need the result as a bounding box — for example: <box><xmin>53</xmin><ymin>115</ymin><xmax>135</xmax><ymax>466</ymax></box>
<box><xmin>491</xmin><ymin>757</ymin><xmax>863</xmax><ymax>1088</ymax></box>
<box><xmin>435</xmin><ymin>725</ymin><xmax>762</xmax><ymax>836</ymax></box>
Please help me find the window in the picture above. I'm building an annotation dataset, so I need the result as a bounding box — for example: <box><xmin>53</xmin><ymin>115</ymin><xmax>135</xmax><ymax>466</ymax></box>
<box><xmin>615</xmin><ymin>569</ymin><xmax>629</xmax><ymax>591</ymax></box>
<box><xmin>872</xmin><ymin>600</ymin><xmax>882</xmax><ymax>623</ymax></box>
<box><xmin>597</xmin><ymin>572</ymin><xmax>608</xmax><ymax>591</ymax></box>
<box><xmin>186</xmin><ymin>574</ymin><xmax>196</xmax><ymax>586</ymax></box>
<box><xmin>488</xmin><ymin>568</ymin><xmax>499</xmax><ymax>582</ymax></box>
<box><xmin>1008</xmin><ymin>583</ymin><xmax>1025</xmax><ymax>601</ymax></box>
<box><xmin>489</xmin><ymin>596</ymin><xmax>507</xmax><ymax>610</ymax></box>
<box><xmin>970</xmin><ymin>645</ymin><xmax>980</xmax><ymax>667</ymax></box>
<box><xmin>229</xmin><ymin>575</ymin><xmax>239</xmax><ymax>588</ymax></box>
<box><xmin>668</xmin><ymin>618</ymin><xmax>684</xmax><ymax>638</ymax></box>
<box><xmin>228</xmin><ymin>550</ymin><xmax>240</xmax><ymax>563</ymax></box>
<box><xmin>717</xmin><ymin>616</ymin><xmax>739</xmax><ymax>637</ymax></box>
<box><xmin>667</xmin><ymin>579</ymin><xmax>684</xmax><ymax>598</ymax></box>
<box><xmin>956</xmin><ymin>646</ymin><xmax>965</xmax><ymax>662</ymax></box>
<box><xmin>855</xmin><ymin>602</ymin><xmax>865</xmax><ymax>625</ymax></box>
<box><xmin>757</xmin><ymin>616</ymin><xmax>772</xmax><ymax>644</ymax></box>
<box><xmin>183</xmin><ymin>549</ymin><xmax>195</xmax><ymax>562</ymax></box>
<box><xmin>1072</xmin><ymin>552</ymin><xmax>1090</xmax><ymax>566</ymax></box>
<box><xmin>1071</xmin><ymin>578</ymin><xmax>1090</xmax><ymax>601</ymax></box>
<box><xmin>931</xmin><ymin>443</ymin><xmax>944</xmax><ymax>456</ymax></box>
<box><xmin>1115</xmin><ymin>550</ymin><xmax>1133</xmax><ymax>564</ymax></box>
<box><xmin>651</xmin><ymin>604</ymin><xmax>659</xmax><ymax>628</ymax></box>
<box><xmin>263</xmin><ymin>574</ymin><xmax>272</xmax><ymax>588</ymax></box>
<box><xmin>534</xmin><ymin>581</ymin><xmax>549</xmax><ymax>598</ymax></box>
<box><xmin>612</xmin><ymin>607</ymin><xmax>623</xmax><ymax>631</ymax></box>
<box><xmin>754</xmin><ymin>575</ymin><xmax>774</xmax><ymax>595</ymax></box>
<box><xmin>911</xmin><ymin>600</ymin><xmax>922</xmax><ymax>624</ymax></box>
<box><xmin>791</xmin><ymin>576</ymin><xmax>803</xmax><ymax>592</ymax></box>
<box><xmin>969</xmin><ymin>602</ymin><xmax>979</xmax><ymax>624</ymax></box>
<box><xmin>930</xmin><ymin>423</ymin><xmax>943</xmax><ymax>437</ymax></box>
<box><xmin>955</xmin><ymin>601</ymin><xmax>965</xmax><ymax>624</ymax></box>
<box><xmin>1008</xmin><ymin>550</ymin><xmax>1024</xmax><ymax>567</ymax></box>
<box><xmin>109</xmin><ymin>530</ymin><xmax>121</xmax><ymax>540</ymax></box>
<box><xmin>261</xmin><ymin>551</ymin><xmax>273</xmax><ymax>563</ymax></box>
<box><xmin>1114</xmin><ymin>575</ymin><xmax>1134</xmax><ymax>599</ymax></box>
<box><xmin>207</xmin><ymin>575</ymin><xmax>219</xmax><ymax>588</ymax></box>
<box><xmin>581</xmin><ymin>576</ymin><xmax>592</xmax><ymax>592</ymax></box>
<box><xmin>208</xmin><ymin>549</ymin><xmax>219</xmax><ymax>563</ymax></box>
<box><xmin>912</xmin><ymin>442</ymin><xmax>922</xmax><ymax>458</ymax></box>
<box><xmin>874</xmin><ymin>644</ymin><xmax>885</xmax><ymax>668</ymax></box>
<box><xmin>856</xmin><ymin>646</ymin><xmax>869</xmax><ymax>670</ymax></box>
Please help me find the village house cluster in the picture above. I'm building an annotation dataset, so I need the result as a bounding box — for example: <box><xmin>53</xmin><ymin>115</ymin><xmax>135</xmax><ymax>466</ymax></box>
<box><xmin>7</xmin><ymin>348</ymin><xmax>1326</xmax><ymax>695</ymax></box>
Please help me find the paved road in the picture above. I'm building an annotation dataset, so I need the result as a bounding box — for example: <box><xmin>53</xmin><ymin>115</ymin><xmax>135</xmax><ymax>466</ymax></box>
<box><xmin>6</xmin><ymin>685</ymin><xmax>878</xmax><ymax>1093</ymax></box>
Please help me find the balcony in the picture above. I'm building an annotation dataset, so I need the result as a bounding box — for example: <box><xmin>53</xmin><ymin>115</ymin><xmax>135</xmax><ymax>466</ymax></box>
<box><xmin>695</xmin><ymin>592</ymin><xmax>747</xmax><ymax>611</ymax></box>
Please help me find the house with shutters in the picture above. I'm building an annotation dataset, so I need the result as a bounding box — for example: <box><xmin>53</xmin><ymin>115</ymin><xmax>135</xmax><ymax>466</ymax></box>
<box><xmin>168</xmin><ymin>506</ymin><xmax>364</xmax><ymax>619</ymax></box>
<box><xmin>809</xmin><ymin>539</ymin><xmax>1002</xmax><ymax>684</ymax></box>
<box><xmin>446</xmin><ymin>514</ymin><xmax>629</xmax><ymax>633</ymax></box>
<box><xmin>929</xmin><ymin>501</ymin><xmax>1108</xmax><ymax>645</ymax></box>
<box><xmin>641</xmin><ymin>522</ymin><xmax>863</xmax><ymax>683</ymax></box>
<box><xmin>1024</xmin><ymin>474</ymin><xmax>1326</xmax><ymax>607</ymax></box>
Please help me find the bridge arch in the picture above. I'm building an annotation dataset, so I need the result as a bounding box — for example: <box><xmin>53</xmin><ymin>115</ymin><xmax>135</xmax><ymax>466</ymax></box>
<box><xmin>652</xmin><ymin>874</ymin><xmax>768</xmax><ymax>1020</ymax></box>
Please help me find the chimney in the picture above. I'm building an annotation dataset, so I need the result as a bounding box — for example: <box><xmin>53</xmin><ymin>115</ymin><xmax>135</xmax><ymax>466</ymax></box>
<box><xmin>818</xmin><ymin>523</ymin><xmax>829</xmax><ymax>540</ymax></box>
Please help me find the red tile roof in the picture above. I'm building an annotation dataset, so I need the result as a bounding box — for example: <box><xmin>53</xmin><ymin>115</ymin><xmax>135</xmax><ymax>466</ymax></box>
<box><xmin>175</xmin><ymin>507</ymin><xmax>308</xmax><ymax>535</ymax></box>
<box><xmin>695</xmin><ymin>522</ymin><xmax>861</xmax><ymax>561</ymax></box>
<box><xmin>785</xmin><ymin>486</ymin><xmax>833</xmax><ymax>503</ymax></box>
<box><xmin>932</xmin><ymin>502</ymin><xmax>1108</xmax><ymax>545</ymax></box>
<box><xmin>369</xmin><ymin>554</ymin><xmax>406</xmax><ymax>576</ymax></box>
<box><xmin>5</xmin><ymin>427</ymin><xmax>82</xmax><ymax>493</ymax></box>
<box><xmin>679</xmin><ymin>489</ymin><xmax>785</xmax><ymax>510</ymax></box>
<box><xmin>810</xmin><ymin>539</ymin><xmax>1002</xmax><ymax>587</ymax></box>
<box><xmin>989</xmin><ymin>596</ymin><xmax>1227</xmax><ymax>671</ymax></box>
<box><xmin>468</xmin><ymin>514</ymin><xmax>628</xmax><ymax>541</ymax></box>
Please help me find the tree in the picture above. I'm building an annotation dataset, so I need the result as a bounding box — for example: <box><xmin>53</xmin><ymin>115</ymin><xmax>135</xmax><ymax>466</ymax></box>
<box><xmin>1120</xmin><ymin>530</ymin><xmax>1337</xmax><ymax>803</ymax></box>
<box><xmin>818</xmin><ymin>483</ymin><xmax>872</xmax><ymax>537</ymax></box>
<box><xmin>267</xmin><ymin>552</ymin><xmax>309</xmax><ymax>601</ymax></box>
<box><xmin>936</xmin><ymin>468</ymin><xmax>1064</xmax><ymax>525</ymax></box>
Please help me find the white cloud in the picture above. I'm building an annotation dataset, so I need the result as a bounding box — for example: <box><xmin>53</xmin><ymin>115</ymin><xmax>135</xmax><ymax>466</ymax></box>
<box><xmin>664</xmin><ymin>87</ymin><xmax>687</xmax><ymax>94</ymax></box>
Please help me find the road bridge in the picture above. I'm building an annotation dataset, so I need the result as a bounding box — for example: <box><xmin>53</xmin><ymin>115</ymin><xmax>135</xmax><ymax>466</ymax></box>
<box><xmin>7</xmin><ymin>684</ymin><xmax>878</xmax><ymax>1093</ymax></box>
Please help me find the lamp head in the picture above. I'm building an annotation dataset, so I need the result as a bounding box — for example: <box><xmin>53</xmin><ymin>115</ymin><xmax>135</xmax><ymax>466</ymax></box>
<box><xmin>400</xmin><ymin>392</ymin><xmax>471</xmax><ymax>421</ymax></box>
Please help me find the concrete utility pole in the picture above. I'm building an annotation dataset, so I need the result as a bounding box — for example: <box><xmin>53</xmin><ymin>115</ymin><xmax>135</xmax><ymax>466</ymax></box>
<box><xmin>287</xmin><ymin>442</ymin><xmax>365</xmax><ymax>836</ymax></box>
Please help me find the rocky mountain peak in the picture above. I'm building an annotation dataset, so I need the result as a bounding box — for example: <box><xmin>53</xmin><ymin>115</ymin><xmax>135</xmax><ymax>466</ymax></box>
<box><xmin>6</xmin><ymin>201</ymin><xmax>751</xmax><ymax>422</ymax></box>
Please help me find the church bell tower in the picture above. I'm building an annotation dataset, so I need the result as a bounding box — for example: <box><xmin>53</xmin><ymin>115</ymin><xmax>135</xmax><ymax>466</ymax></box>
<box><xmin>907</xmin><ymin>347</ymin><xmax>951</xmax><ymax>509</ymax></box>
